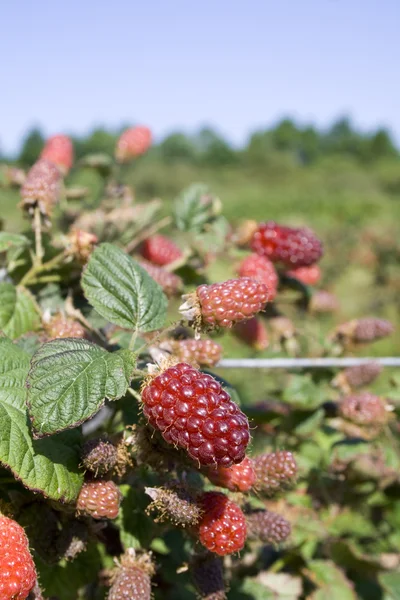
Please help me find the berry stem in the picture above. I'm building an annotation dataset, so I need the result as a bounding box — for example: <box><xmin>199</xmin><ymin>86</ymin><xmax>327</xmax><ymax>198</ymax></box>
<box><xmin>124</xmin><ymin>216</ymin><xmax>172</xmax><ymax>254</ymax></box>
<box><xmin>164</xmin><ymin>248</ymin><xmax>192</xmax><ymax>272</ymax></box>
<box><xmin>20</xmin><ymin>250</ymin><xmax>67</xmax><ymax>286</ymax></box>
<box><xmin>129</xmin><ymin>327</ymin><xmax>139</xmax><ymax>351</ymax></box>
<box><xmin>127</xmin><ymin>387</ymin><xmax>142</xmax><ymax>402</ymax></box>
<box><xmin>33</xmin><ymin>206</ymin><xmax>44</xmax><ymax>267</ymax></box>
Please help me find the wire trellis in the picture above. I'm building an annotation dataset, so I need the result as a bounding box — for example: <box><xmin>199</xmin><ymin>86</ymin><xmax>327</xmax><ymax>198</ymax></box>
<box><xmin>217</xmin><ymin>357</ymin><xmax>400</xmax><ymax>369</ymax></box>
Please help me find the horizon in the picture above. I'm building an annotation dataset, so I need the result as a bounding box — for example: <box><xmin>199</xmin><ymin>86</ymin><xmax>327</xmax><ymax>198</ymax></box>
<box><xmin>2</xmin><ymin>0</ymin><xmax>399</xmax><ymax>154</ymax></box>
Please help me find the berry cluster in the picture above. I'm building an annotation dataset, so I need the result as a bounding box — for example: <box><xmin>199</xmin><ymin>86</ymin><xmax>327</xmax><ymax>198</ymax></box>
<box><xmin>339</xmin><ymin>392</ymin><xmax>388</xmax><ymax>426</ymax></box>
<box><xmin>141</xmin><ymin>234</ymin><xmax>183</xmax><ymax>266</ymax></box>
<box><xmin>237</xmin><ymin>253</ymin><xmax>278</xmax><ymax>300</ymax></box>
<box><xmin>254</xmin><ymin>451</ymin><xmax>298</xmax><ymax>494</ymax></box>
<box><xmin>251</xmin><ymin>221</ymin><xmax>323</xmax><ymax>267</ymax></box>
<box><xmin>40</xmin><ymin>134</ymin><xmax>74</xmax><ymax>174</ymax></box>
<box><xmin>206</xmin><ymin>456</ymin><xmax>256</xmax><ymax>492</ymax></box>
<box><xmin>76</xmin><ymin>479</ymin><xmax>122</xmax><ymax>519</ymax></box>
<box><xmin>197</xmin><ymin>492</ymin><xmax>247</xmax><ymax>556</ymax></box>
<box><xmin>180</xmin><ymin>278</ymin><xmax>270</xmax><ymax>330</ymax></box>
<box><xmin>162</xmin><ymin>338</ymin><xmax>223</xmax><ymax>367</ymax></box>
<box><xmin>141</xmin><ymin>362</ymin><xmax>250</xmax><ymax>467</ymax></box>
<box><xmin>0</xmin><ymin>515</ymin><xmax>37</xmax><ymax>600</ymax></box>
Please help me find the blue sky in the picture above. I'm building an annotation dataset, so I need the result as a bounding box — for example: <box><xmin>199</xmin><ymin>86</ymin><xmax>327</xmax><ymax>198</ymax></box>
<box><xmin>1</xmin><ymin>0</ymin><xmax>399</xmax><ymax>154</ymax></box>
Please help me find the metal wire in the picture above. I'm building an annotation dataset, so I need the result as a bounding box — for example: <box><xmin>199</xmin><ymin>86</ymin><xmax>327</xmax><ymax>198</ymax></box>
<box><xmin>217</xmin><ymin>357</ymin><xmax>400</xmax><ymax>369</ymax></box>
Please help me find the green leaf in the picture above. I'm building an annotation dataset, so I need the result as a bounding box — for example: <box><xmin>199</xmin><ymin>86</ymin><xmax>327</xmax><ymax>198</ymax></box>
<box><xmin>0</xmin><ymin>283</ymin><xmax>40</xmax><ymax>339</ymax></box>
<box><xmin>379</xmin><ymin>572</ymin><xmax>400</xmax><ymax>600</ymax></box>
<box><xmin>27</xmin><ymin>338</ymin><xmax>136</xmax><ymax>437</ymax></box>
<box><xmin>0</xmin><ymin>338</ymin><xmax>82</xmax><ymax>502</ymax></box>
<box><xmin>237</xmin><ymin>573</ymin><xmax>302</xmax><ymax>600</ymax></box>
<box><xmin>174</xmin><ymin>183</ymin><xmax>221</xmax><ymax>233</ymax></box>
<box><xmin>307</xmin><ymin>560</ymin><xmax>356</xmax><ymax>600</ymax></box>
<box><xmin>0</xmin><ymin>232</ymin><xmax>30</xmax><ymax>253</ymax></box>
<box><xmin>117</xmin><ymin>484</ymin><xmax>155</xmax><ymax>550</ymax></box>
<box><xmin>36</xmin><ymin>544</ymin><xmax>102</xmax><ymax>600</ymax></box>
<box><xmin>282</xmin><ymin>374</ymin><xmax>326</xmax><ymax>410</ymax></box>
<box><xmin>81</xmin><ymin>243</ymin><xmax>167</xmax><ymax>331</ymax></box>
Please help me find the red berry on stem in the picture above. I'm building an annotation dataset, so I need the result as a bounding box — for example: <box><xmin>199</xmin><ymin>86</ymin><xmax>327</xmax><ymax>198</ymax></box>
<box><xmin>20</xmin><ymin>158</ymin><xmax>62</xmax><ymax>220</ymax></box>
<box><xmin>254</xmin><ymin>451</ymin><xmax>297</xmax><ymax>494</ymax></box>
<box><xmin>237</xmin><ymin>253</ymin><xmax>278</xmax><ymax>300</ymax></box>
<box><xmin>115</xmin><ymin>126</ymin><xmax>152</xmax><ymax>162</ymax></box>
<box><xmin>206</xmin><ymin>456</ymin><xmax>256</xmax><ymax>492</ymax></box>
<box><xmin>180</xmin><ymin>278</ymin><xmax>270</xmax><ymax>331</ymax></box>
<box><xmin>141</xmin><ymin>362</ymin><xmax>250</xmax><ymax>467</ymax></box>
<box><xmin>0</xmin><ymin>515</ymin><xmax>37</xmax><ymax>600</ymax></box>
<box><xmin>234</xmin><ymin>317</ymin><xmax>269</xmax><ymax>350</ymax></box>
<box><xmin>109</xmin><ymin>550</ymin><xmax>154</xmax><ymax>600</ymax></box>
<box><xmin>137</xmin><ymin>258</ymin><xmax>183</xmax><ymax>297</ymax></box>
<box><xmin>246</xmin><ymin>510</ymin><xmax>291</xmax><ymax>544</ymax></box>
<box><xmin>40</xmin><ymin>134</ymin><xmax>74</xmax><ymax>174</ymax></box>
<box><xmin>76</xmin><ymin>480</ymin><xmax>121</xmax><ymax>519</ymax></box>
<box><xmin>251</xmin><ymin>221</ymin><xmax>323</xmax><ymax>267</ymax></box>
<box><xmin>141</xmin><ymin>234</ymin><xmax>183</xmax><ymax>266</ymax></box>
<box><xmin>286</xmin><ymin>264</ymin><xmax>321</xmax><ymax>286</ymax></box>
<box><xmin>198</xmin><ymin>492</ymin><xmax>247</xmax><ymax>556</ymax></box>
<box><xmin>162</xmin><ymin>338</ymin><xmax>223</xmax><ymax>367</ymax></box>
<box><xmin>339</xmin><ymin>392</ymin><xmax>388</xmax><ymax>426</ymax></box>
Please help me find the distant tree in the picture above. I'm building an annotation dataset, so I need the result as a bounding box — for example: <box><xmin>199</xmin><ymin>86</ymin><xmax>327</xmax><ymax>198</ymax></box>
<box><xmin>323</xmin><ymin>116</ymin><xmax>366</xmax><ymax>157</ymax></box>
<box><xmin>194</xmin><ymin>127</ymin><xmax>238</xmax><ymax>166</ymax></box>
<box><xmin>159</xmin><ymin>133</ymin><xmax>197</xmax><ymax>163</ymax></box>
<box><xmin>75</xmin><ymin>128</ymin><xmax>118</xmax><ymax>159</ymax></box>
<box><xmin>297</xmin><ymin>126</ymin><xmax>320</xmax><ymax>164</ymax></box>
<box><xmin>244</xmin><ymin>131</ymin><xmax>272</xmax><ymax>167</ymax></box>
<box><xmin>367</xmin><ymin>129</ymin><xmax>397</xmax><ymax>160</ymax></box>
<box><xmin>270</xmin><ymin>118</ymin><xmax>300</xmax><ymax>152</ymax></box>
<box><xmin>18</xmin><ymin>128</ymin><xmax>45</xmax><ymax>165</ymax></box>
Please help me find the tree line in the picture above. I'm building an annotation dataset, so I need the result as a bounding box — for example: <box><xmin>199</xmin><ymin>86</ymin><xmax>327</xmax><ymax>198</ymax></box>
<box><xmin>5</xmin><ymin>116</ymin><xmax>399</xmax><ymax>168</ymax></box>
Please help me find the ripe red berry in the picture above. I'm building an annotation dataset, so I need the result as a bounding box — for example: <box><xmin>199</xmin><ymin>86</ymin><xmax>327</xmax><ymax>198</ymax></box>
<box><xmin>141</xmin><ymin>234</ymin><xmax>183</xmax><ymax>266</ymax></box>
<box><xmin>286</xmin><ymin>264</ymin><xmax>321</xmax><ymax>286</ymax></box>
<box><xmin>206</xmin><ymin>456</ymin><xmax>256</xmax><ymax>492</ymax></box>
<box><xmin>20</xmin><ymin>158</ymin><xmax>62</xmax><ymax>220</ymax></box>
<box><xmin>162</xmin><ymin>338</ymin><xmax>223</xmax><ymax>367</ymax></box>
<box><xmin>180</xmin><ymin>278</ymin><xmax>269</xmax><ymax>331</ymax></box>
<box><xmin>254</xmin><ymin>451</ymin><xmax>297</xmax><ymax>494</ymax></box>
<box><xmin>0</xmin><ymin>514</ymin><xmax>37</xmax><ymax>600</ymax></box>
<box><xmin>115</xmin><ymin>126</ymin><xmax>152</xmax><ymax>162</ymax></box>
<box><xmin>40</xmin><ymin>134</ymin><xmax>74</xmax><ymax>174</ymax></box>
<box><xmin>251</xmin><ymin>222</ymin><xmax>323</xmax><ymax>267</ymax></box>
<box><xmin>237</xmin><ymin>253</ymin><xmax>278</xmax><ymax>300</ymax></box>
<box><xmin>76</xmin><ymin>480</ymin><xmax>122</xmax><ymax>519</ymax></box>
<box><xmin>137</xmin><ymin>258</ymin><xmax>183</xmax><ymax>297</ymax></box>
<box><xmin>141</xmin><ymin>362</ymin><xmax>250</xmax><ymax>467</ymax></box>
<box><xmin>197</xmin><ymin>492</ymin><xmax>247</xmax><ymax>556</ymax></box>
<box><xmin>233</xmin><ymin>317</ymin><xmax>269</xmax><ymax>350</ymax></box>
<box><xmin>339</xmin><ymin>392</ymin><xmax>388</xmax><ymax>426</ymax></box>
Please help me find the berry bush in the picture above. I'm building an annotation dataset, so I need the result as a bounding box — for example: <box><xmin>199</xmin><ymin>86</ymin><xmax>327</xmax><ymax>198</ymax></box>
<box><xmin>0</xmin><ymin>130</ymin><xmax>399</xmax><ymax>599</ymax></box>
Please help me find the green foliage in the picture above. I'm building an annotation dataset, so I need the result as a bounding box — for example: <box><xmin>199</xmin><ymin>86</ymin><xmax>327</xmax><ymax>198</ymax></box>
<box><xmin>0</xmin><ymin>338</ymin><xmax>82</xmax><ymax>501</ymax></box>
<box><xmin>18</xmin><ymin>127</ymin><xmax>45</xmax><ymax>165</ymax></box>
<box><xmin>27</xmin><ymin>338</ymin><xmax>136</xmax><ymax>436</ymax></box>
<box><xmin>0</xmin><ymin>118</ymin><xmax>399</xmax><ymax>599</ymax></box>
<box><xmin>0</xmin><ymin>283</ymin><xmax>40</xmax><ymax>339</ymax></box>
<box><xmin>82</xmin><ymin>243</ymin><xmax>168</xmax><ymax>331</ymax></box>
